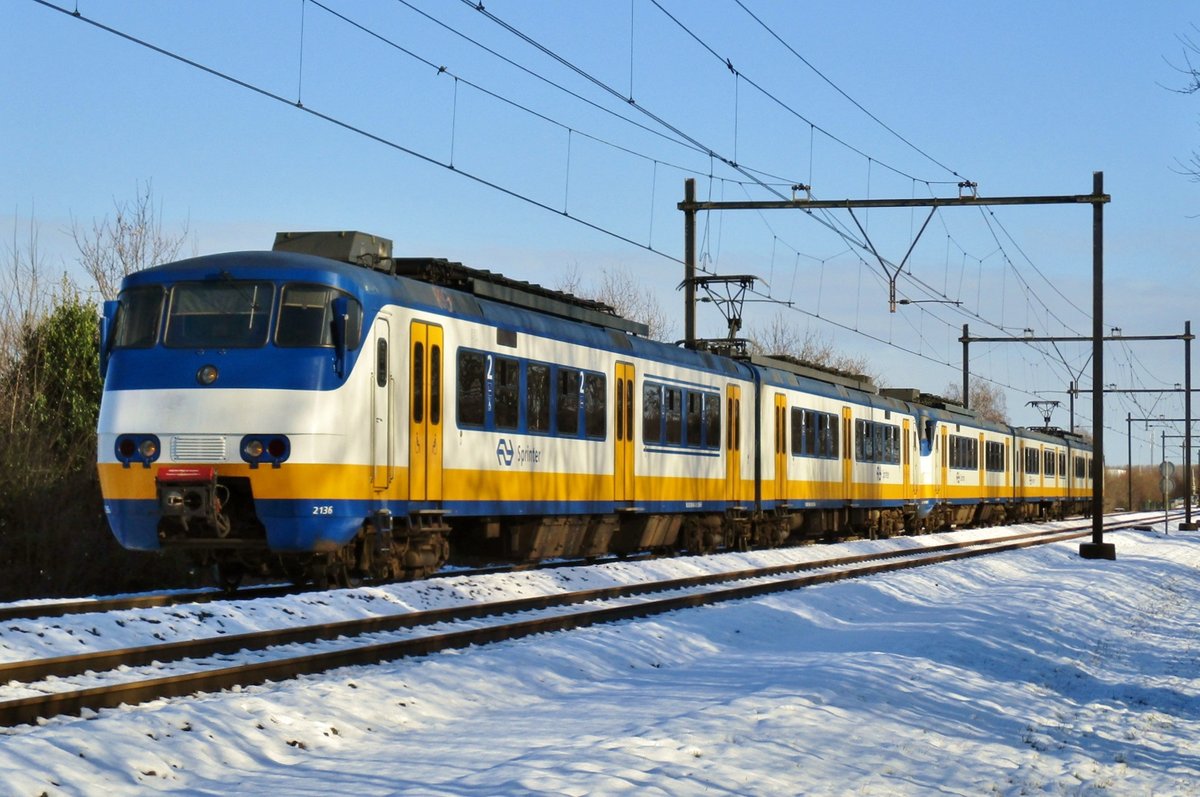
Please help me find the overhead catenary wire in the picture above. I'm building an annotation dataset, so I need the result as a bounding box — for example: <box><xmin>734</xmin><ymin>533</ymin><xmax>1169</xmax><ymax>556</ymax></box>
<box><xmin>33</xmin><ymin>0</ymin><xmax>1104</xmax><ymax>427</ymax></box>
<box><xmin>294</xmin><ymin>0</ymin><xmax>1064</xmax><ymax>360</ymax></box>
<box><xmin>32</xmin><ymin>0</ymin><xmax>685</xmax><ymax>265</ymax></box>
<box><xmin>731</xmin><ymin>0</ymin><xmax>968</xmax><ymax>182</ymax></box>
<box><xmin>647</xmin><ymin>0</ymin><xmax>962</xmax><ymax>186</ymax></box>
<box><xmin>461</xmin><ymin>0</ymin><xmax>793</xmax><ymax>202</ymax></box>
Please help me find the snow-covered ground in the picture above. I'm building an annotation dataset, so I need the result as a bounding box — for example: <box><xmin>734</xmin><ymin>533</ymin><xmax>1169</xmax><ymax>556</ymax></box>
<box><xmin>1</xmin><ymin>516</ymin><xmax>1197</xmax><ymax>795</ymax></box>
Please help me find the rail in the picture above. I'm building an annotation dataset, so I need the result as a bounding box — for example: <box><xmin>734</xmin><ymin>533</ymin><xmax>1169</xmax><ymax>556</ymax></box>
<box><xmin>0</xmin><ymin>514</ymin><xmax>1165</xmax><ymax>728</ymax></box>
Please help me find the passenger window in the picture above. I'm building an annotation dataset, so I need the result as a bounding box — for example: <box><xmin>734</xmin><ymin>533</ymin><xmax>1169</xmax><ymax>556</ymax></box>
<box><xmin>664</xmin><ymin>388</ymin><xmax>682</xmax><ymax>445</ymax></box>
<box><xmin>704</xmin><ymin>394</ymin><xmax>720</xmax><ymax>450</ymax></box>
<box><xmin>557</xmin><ymin>369</ymin><xmax>581</xmax><ymax>435</ymax></box>
<box><xmin>643</xmin><ymin>383</ymin><xmax>663</xmax><ymax>444</ymax></box>
<box><xmin>527</xmin><ymin>364</ymin><xmax>550</xmax><ymax>432</ymax></box>
<box><xmin>583</xmin><ymin>373</ymin><xmax>606</xmax><ymax>438</ymax></box>
<box><xmin>457</xmin><ymin>350</ymin><xmax>486</xmax><ymax>427</ymax></box>
<box><xmin>495</xmin><ymin>357</ymin><xmax>519</xmax><ymax>430</ymax></box>
<box><xmin>686</xmin><ymin>392</ymin><xmax>702</xmax><ymax>447</ymax></box>
<box><xmin>857</xmin><ymin>420</ymin><xmax>873</xmax><ymax>462</ymax></box>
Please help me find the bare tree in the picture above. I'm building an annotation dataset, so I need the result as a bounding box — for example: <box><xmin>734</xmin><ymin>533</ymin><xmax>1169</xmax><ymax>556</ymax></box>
<box><xmin>747</xmin><ymin>311</ymin><xmax>877</xmax><ymax>382</ymax></box>
<box><xmin>556</xmin><ymin>264</ymin><xmax>675</xmax><ymax>342</ymax></box>
<box><xmin>1</xmin><ymin>213</ymin><xmax>46</xmax><ymax>362</ymax></box>
<box><xmin>72</xmin><ymin>181</ymin><xmax>189</xmax><ymax>300</ymax></box>
<box><xmin>1165</xmin><ymin>24</ymin><xmax>1200</xmax><ymax>181</ymax></box>
<box><xmin>1</xmin><ymin>213</ymin><xmax>51</xmax><ymax>439</ymax></box>
<box><xmin>943</xmin><ymin>381</ymin><xmax>1010</xmax><ymax>424</ymax></box>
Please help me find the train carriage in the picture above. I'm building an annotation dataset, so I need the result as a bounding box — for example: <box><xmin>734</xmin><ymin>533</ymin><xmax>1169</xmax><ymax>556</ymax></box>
<box><xmin>926</xmin><ymin>409</ymin><xmax>1015</xmax><ymax>527</ymax></box>
<box><xmin>1013</xmin><ymin>427</ymin><xmax>1093</xmax><ymax>519</ymax></box>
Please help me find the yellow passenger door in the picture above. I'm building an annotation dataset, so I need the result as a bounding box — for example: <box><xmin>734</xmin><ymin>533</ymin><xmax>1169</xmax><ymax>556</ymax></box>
<box><xmin>841</xmin><ymin>407</ymin><xmax>853</xmax><ymax>502</ymax></box>
<box><xmin>726</xmin><ymin>385</ymin><xmax>741</xmax><ymax>504</ymax></box>
<box><xmin>614</xmin><ymin>362</ymin><xmax>635</xmax><ymax>503</ymax></box>
<box><xmin>774</xmin><ymin>393</ymin><xmax>788</xmax><ymax>503</ymax></box>
<box><xmin>902</xmin><ymin>419</ymin><xmax>914</xmax><ymax>501</ymax></box>
<box><xmin>408</xmin><ymin>321</ymin><xmax>443</xmax><ymax>502</ymax></box>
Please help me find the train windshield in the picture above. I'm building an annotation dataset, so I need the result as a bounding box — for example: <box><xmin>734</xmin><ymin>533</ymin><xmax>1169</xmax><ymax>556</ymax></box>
<box><xmin>111</xmin><ymin>286</ymin><xmax>165</xmax><ymax>349</ymax></box>
<box><xmin>276</xmin><ymin>284</ymin><xmax>362</xmax><ymax>348</ymax></box>
<box><xmin>164</xmin><ymin>281</ymin><xmax>274</xmax><ymax>348</ymax></box>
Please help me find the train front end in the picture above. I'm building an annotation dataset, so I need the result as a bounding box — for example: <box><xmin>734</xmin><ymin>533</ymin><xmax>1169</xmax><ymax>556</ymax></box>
<box><xmin>96</xmin><ymin>248</ymin><xmax>375</xmax><ymax>585</ymax></box>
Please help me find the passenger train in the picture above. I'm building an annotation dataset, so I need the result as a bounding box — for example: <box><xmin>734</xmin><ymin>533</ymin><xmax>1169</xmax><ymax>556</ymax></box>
<box><xmin>96</xmin><ymin>231</ymin><xmax>1094</xmax><ymax>588</ymax></box>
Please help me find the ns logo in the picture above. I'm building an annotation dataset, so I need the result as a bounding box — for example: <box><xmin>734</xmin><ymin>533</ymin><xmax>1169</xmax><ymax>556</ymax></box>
<box><xmin>496</xmin><ymin>438</ymin><xmax>515</xmax><ymax>467</ymax></box>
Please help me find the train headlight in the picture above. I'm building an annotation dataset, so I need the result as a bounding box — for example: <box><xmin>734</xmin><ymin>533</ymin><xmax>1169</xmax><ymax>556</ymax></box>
<box><xmin>197</xmin><ymin>365</ymin><xmax>219</xmax><ymax>385</ymax></box>
<box><xmin>115</xmin><ymin>434</ymin><xmax>160</xmax><ymax>468</ymax></box>
<box><xmin>240</xmin><ymin>434</ymin><xmax>290</xmax><ymax>468</ymax></box>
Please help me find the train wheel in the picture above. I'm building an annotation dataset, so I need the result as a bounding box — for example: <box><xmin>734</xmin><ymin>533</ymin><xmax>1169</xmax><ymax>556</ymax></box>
<box><xmin>339</xmin><ymin>565</ymin><xmax>364</xmax><ymax>589</ymax></box>
<box><xmin>680</xmin><ymin>519</ymin><xmax>712</xmax><ymax>554</ymax></box>
<box><xmin>215</xmin><ymin>562</ymin><xmax>244</xmax><ymax>593</ymax></box>
<box><xmin>309</xmin><ymin>557</ymin><xmax>332</xmax><ymax>590</ymax></box>
<box><xmin>281</xmin><ymin>558</ymin><xmax>310</xmax><ymax>587</ymax></box>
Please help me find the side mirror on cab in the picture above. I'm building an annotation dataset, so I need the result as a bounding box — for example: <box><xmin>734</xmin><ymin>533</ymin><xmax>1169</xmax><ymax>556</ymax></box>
<box><xmin>99</xmin><ymin>299</ymin><xmax>119</xmax><ymax>379</ymax></box>
<box><xmin>331</xmin><ymin>296</ymin><xmax>349</xmax><ymax>378</ymax></box>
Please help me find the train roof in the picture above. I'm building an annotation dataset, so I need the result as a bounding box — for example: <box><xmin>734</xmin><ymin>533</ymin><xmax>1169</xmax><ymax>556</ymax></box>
<box><xmin>125</xmin><ymin>246</ymin><xmax>754</xmax><ymax>382</ymax></box>
<box><xmin>1015</xmin><ymin>426</ymin><xmax>1094</xmax><ymax>449</ymax></box>
<box><xmin>271</xmin><ymin>230</ymin><xmax>649</xmax><ymax>337</ymax></box>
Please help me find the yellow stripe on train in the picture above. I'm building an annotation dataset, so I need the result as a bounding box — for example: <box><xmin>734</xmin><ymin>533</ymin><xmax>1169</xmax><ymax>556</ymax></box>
<box><xmin>98</xmin><ymin>463</ymin><xmax>1089</xmax><ymax>506</ymax></box>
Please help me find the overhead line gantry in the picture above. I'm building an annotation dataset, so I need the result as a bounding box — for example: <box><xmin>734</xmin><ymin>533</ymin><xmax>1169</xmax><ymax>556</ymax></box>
<box><xmin>679</xmin><ymin>173</ymin><xmax>1114</xmax><ymax>559</ymax></box>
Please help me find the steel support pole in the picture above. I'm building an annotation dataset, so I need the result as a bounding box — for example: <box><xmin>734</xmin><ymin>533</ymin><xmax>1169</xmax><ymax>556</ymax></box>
<box><xmin>684</xmin><ymin>178</ymin><xmax>696</xmax><ymax>349</ymax></box>
<box><xmin>1081</xmin><ymin>172</ymin><xmax>1115</xmax><ymax>558</ymax></box>
<box><xmin>962</xmin><ymin>324</ymin><xmax>970</xmax><ymax>409</ymax></box>
<box><xmin>1183</xmin><ymin>320</ymin><xmax>1196</xmax><ymax>529</ymax></box>
<box><xmin>1164</xmin><ymin>429</ymin><xmax>1170</xmax><ymax>533</ymax></box>
<box><xmin>1127</xmin><ymin>412</ymin><xmax>1133</xmax><ymax>512</ymax></box>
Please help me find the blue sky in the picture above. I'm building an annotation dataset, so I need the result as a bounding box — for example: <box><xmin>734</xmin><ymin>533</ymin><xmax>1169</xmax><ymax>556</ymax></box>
<box><xmin>5</xmin><ymin>1</ymin><xmax>1199</xmax><ymax>469</ymax></box>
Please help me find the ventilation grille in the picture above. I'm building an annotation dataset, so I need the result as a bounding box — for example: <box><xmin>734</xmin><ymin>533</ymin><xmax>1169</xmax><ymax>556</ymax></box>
<box><xmin>171</xmin><ymin>435</ymin><xmax>227</xmax><ymax>462</ymax></box>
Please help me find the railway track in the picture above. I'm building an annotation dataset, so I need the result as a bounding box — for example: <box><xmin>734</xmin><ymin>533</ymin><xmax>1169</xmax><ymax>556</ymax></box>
<box><xmin>0</xmin><ymin>554</ymin><xmax>652</xmax><ymax>624</ymax></box>
<box><xmin>1</xmin><ymin>511</ymin><xmax>1145</xmax><ymax>623</ymax></box>
<box><xmin>0</xmin><ymin>514</ymin><xmax>1162</xmax><ymax>729</ymax></box>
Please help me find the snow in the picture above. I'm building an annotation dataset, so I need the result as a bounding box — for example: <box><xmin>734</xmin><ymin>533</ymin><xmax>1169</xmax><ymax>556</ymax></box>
<box><xmin>1</xmin><ymin>516</ymin><xmax>1198</xmax><ymax>795</ymax></box>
